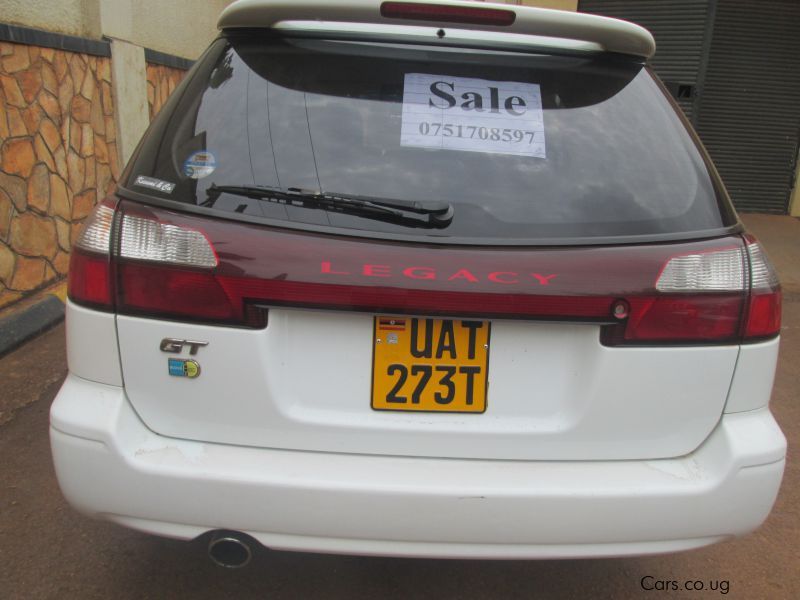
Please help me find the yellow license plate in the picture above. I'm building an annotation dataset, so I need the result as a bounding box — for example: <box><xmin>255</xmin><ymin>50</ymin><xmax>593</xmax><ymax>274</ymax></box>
<box><xmin>371</xmin><ymin>317</ymin><xmax>490</xmax><ymax>413</ymax></box>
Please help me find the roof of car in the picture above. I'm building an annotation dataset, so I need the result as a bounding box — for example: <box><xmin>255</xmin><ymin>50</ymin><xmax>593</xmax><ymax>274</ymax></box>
<box><xmin>218</xmin><ymin>0</ymin><xmax>656</xmax><ymax>59</ymax></box>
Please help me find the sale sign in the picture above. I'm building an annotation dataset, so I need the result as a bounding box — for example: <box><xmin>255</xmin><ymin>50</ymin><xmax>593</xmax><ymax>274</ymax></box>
<box><xmin>400</xmin><ymin>73</ymin><xmax>546</xmax><ymax>158</ymax></box>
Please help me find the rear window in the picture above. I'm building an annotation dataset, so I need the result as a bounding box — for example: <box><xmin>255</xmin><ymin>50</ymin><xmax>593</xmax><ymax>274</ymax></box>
<box><xmin>124</xmin><ymin>35</ymin><xmax>735</xmax><ymax>243</ymax></box>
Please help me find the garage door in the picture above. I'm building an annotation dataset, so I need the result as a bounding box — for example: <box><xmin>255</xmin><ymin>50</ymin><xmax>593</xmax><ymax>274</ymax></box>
<box><xmin>579</xmin><ymin>0</ymin><xmax>800</xmax><ymax>213</ymax></box>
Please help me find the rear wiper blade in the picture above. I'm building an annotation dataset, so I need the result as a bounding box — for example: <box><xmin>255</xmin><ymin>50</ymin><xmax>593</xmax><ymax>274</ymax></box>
<box><xmin>203</xmin><ymin>184</ymin><xmax>454</xmax><ymax>228</ymax></box>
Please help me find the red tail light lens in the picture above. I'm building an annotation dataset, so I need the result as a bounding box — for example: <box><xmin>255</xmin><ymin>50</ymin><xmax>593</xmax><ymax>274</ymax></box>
<box><xmin>118</xmin><ymin>263</ymin><xmax>237</xmax><ymax>322</ymax></box>
<box><xmin>614</xmin><ymin>295</ymin><xmax>744</xmax><ymax>343</ymax></box>
<box><xmin>380</xmin><ymin>2</ymin><xmax>516</xmax><ymax>26</ymax></box>
<box><xmin>68</xmin><ymin>252</ymin><xmax>113</xmax><ymax>307</ymax></box>
<box><xmin>746</xmin><ymin>293</ymin><xmax>782</xmax><ymax>338</ymax></box>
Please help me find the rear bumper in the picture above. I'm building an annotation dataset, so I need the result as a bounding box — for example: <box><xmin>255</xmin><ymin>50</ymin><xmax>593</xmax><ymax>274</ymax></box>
<box><xmin>50</xmin><ymin>374</ymin><xmax>786</xmax><ymax>559</ymax></box>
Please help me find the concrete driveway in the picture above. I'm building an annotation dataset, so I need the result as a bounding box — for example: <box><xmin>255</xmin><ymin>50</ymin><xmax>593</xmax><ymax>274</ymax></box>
<box><xmin>1</xmin><ymin>214</ymin><xmax>797</xmax><ymax>599</ymax></box>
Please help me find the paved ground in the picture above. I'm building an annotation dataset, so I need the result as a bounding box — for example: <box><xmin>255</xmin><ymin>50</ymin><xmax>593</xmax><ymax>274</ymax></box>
<box><xmin>1</xmin><ymin>214</ymin><xmax>798</xmax><ymax>599</ymax></box>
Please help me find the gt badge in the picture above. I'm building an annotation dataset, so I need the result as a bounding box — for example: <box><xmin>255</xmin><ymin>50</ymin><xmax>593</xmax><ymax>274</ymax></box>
<box><xmin>160</xmin><ymin>338</ymin><xmax>209</xmax><ymax>355</ymax></box>
<box><xmin>168</xmin><ymin>358</ymin><xmax>201</xmax><ymax>379</ymax></box>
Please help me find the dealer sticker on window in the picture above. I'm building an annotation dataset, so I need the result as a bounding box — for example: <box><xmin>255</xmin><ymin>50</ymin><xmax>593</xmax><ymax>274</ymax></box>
<box><xmin>400</xmin><ymin>73</ymin><xmax>546</xmax><ymax>158</ymax></box>
<box><xmin>133</xmin><ymin>175</ymin><xmax>175</xmax><ymax>194</ymax></box>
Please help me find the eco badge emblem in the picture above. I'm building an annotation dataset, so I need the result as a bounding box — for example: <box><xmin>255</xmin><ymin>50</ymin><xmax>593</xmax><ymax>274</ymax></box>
<box><xmin>168</xmin><ymin>358</ymin><xmax>201</xmax><ymax>378</ymax></box>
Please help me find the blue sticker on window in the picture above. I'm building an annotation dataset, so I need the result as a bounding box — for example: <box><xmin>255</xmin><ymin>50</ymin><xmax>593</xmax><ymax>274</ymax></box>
<box><xmin>183</xmin><ymin>151</ymin><xmax>217</xmax><ymax>179</ymax></box>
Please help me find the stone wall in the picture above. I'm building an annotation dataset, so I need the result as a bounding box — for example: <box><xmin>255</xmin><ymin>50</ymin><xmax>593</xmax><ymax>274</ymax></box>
<box><xmin>0</xmin><ymin>41</ymin><xmax>120</xmax><ymax>309</ymax></box>
<box><xmin>145</xmin><ymin>63</ymin><xmax>186</xmax><ymax>121</ymax></box>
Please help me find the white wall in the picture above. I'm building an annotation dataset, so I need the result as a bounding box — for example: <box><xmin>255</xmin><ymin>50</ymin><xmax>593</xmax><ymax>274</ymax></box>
<box><xmin>99</xmin><ymin>0</ymin><xmax>234</xmax><ymax>59</ymax></box>
<box><xmin>2</xmin><ymin>0</ymin><xmax>234</xmax><ymax>59</ymax></box>
<box><xmin>2</xmin><ymin>0</ymin><xmax>101</xmax><ymax>38</ymax></box>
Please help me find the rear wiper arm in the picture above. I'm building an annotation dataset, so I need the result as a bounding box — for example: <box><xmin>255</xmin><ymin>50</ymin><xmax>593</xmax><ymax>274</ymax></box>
<box><xmin>203</xmin><ymin>185</ymin><xmax>454</xmax><ymax>228</ymax></box>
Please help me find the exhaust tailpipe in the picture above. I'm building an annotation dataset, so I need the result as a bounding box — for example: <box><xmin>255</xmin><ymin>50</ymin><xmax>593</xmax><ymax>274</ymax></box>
<box><xmin>208</xmin><ymin>532</ymin><xmax>253</xmax><ymax>568</ymax></box>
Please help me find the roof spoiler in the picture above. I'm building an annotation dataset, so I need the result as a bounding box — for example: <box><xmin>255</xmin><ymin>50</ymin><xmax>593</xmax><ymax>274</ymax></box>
<box><xmin>218</xmin><ymin>0</ymin><xmax>656</xmax><ymax>59</ymax></box>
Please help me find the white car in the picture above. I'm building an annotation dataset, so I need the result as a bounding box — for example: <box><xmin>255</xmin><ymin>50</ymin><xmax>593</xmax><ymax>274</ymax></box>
<box><xmin>51</xmin><ymin>0</ymin><xmax>786</xmax><ymax>567</ymax></box>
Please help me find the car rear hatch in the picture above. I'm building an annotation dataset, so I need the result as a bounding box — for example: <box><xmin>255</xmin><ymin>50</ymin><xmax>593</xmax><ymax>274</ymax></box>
<box><xmin>69</xmin><ymin>6</ymin><xmax>781</xmax><ymax>460</ymax></box>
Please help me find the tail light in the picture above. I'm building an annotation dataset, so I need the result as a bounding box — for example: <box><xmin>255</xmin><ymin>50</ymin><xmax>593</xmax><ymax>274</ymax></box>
<box><xmin>603</xmin><ymin>238</ymin><xmax>781</xmax><ymax>344</ymax></box>
<box><xmin>68</xmin><ymin>198</ymin><xmax>781</xmax><ymax>344</ymax></box>
<box><xmin>68</xmin><ymin>197</ymin><xmax>117</xmax><ymax>309</ymax></box>
<box><xmin>380</xmin><ymin>2</ymin><xmax>516</xmax><ymax>26</ymax></box>
<box><xmin>743</xmin><ymin>236</ymin><xmax>782</xmax><ymax>339</ymax></box>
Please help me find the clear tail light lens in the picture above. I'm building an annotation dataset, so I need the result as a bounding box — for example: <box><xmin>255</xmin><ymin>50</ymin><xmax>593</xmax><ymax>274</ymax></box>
<box><xmin>655</xmin><ymin>247</ymin><xmax>745</xmax><ymax>292</ymax></box>
<box><xmin>74</xmin><ymin>203</ymin><xmax>115</xmax><ymax>254</ymax></box>
<box><xmin>120</xmin><ymin>216</ymin><xmax>218</xmax><ymax>268</ymax></box>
